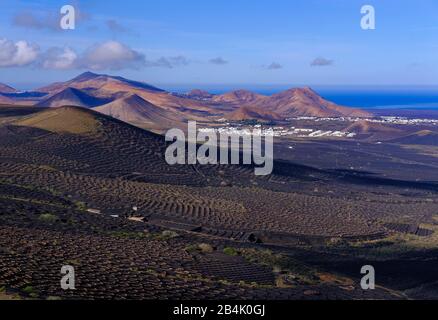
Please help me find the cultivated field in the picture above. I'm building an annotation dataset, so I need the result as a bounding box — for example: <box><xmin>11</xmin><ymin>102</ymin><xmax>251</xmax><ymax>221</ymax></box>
<box><xmin>1</xmin><ymin>106</ymin><xmax>437</xmax><ymax>300</ymax></box>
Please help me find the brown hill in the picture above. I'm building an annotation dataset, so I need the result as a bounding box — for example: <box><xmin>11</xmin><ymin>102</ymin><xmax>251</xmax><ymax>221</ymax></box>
<box><xmin>38</xmin><ymin>72</ymin><xmax>164</xmax><ymax>94</ymax></box>
<box><xmin>35</xmin><ymin>87</ymin><xmax>112</xmax><ymax>108</ymax></box>
<box><xmin>213</xmin><ymin>90</ymin><xmax>267</xmax><ymax>105</ymax></box>
<box><xmin>213</xmin><ymin>87</ymin><xmax>370</xmax><ymax>118</ymax></box>
<box><xmin>345</xmin><ymin>120</ymin><xmax>402</xmax><ymax>134</ymax></box>
<box><xmin>257</xmin><ymin>87</ymin><xmax>371</xmax><ymax>118</ymax></box>
<box><xmin>226</xmin><ymin>106</ymin><xmax>283</xmax><ymax>122</ymax></box>
<box><xmin>389</xmin><ymin>130</ymin><xmax>438</xmax><ymax>146</ymax></box>
<box><xmin>15</xmin><ymin>106</ymin><xmax>102</xmax><ymax>134</ymax></box>
<box><xmin>0</xmin><ymin>93</ymin><xmax>15</xmax><ymax>105</ymax></box>
<box><xmin>186</xmin><ymin>89</ymin><xmax>214</xmax><ymax>99</ymax></box>
<box><xmin>94</xmin><ymin>94</ymin><xmax>183</xmax><ymax>132</ymax></box>
<box><xmin>344</xmin><ymin>120</ymin><xmax>404</xmax><ymax>141</ymax></box>
<box><xmin>0</xmin><ymin>83</ymin><xmax>17</xmax><ymax>94</ymax></box>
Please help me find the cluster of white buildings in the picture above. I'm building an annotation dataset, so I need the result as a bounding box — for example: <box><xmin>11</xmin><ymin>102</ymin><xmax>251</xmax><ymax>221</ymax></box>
<box><xmin>199</xmin><ymin>125</ymin><xmax>356</xmax><ymax>138</ymax></box>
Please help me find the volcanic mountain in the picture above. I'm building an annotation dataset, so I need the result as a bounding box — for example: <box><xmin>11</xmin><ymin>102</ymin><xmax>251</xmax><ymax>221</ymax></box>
<box><xmin>213</xmin><ymin>90</ymin><xmax>266</xmax><ymax>105</ymax></box>
<box><xmin>212</xmin><ymin>87</ymin><xmax>370</xmax><ymax>118</ymax></box>
<box><xmin>35</xmin><ymin>87</ymin><xmax>112</xmax><ymax>109</ymax></box>
<box><xmin>36</xmin><ymin>72</ymin><xmax>223</xmax><ymax>120</ymax></box>
<box><xmin>255</xmin><ymin>87</ymin><xmax>371</xmax><ymax>118</ymax></box>
<box><xmin>30</xmin><ymin>72</ymin><xmax>372</xmax><ymax>131</ymax></box>
<box><xmin>0</xmin><ymin>83</ymin><xmax>17</xmax><ymax>94</ymax></box>
<box><xmin>186</xmin><ymin>89</ymin><xmax>214</xmax><ymax>100</ymax></box>
<box><xmin>38</xmin><ymin>71</ymin><xmax>164</xmax><ymax>94</ymax></box>
<box><xmin>94</xmin><ymin>94</ymin><xmax>183</xmax><ymax>132</ymax></box>
<box><xmin>15</xmin><ymin>106</ymin><xmax>104</xmax><ymax>134</ymax></box>
<box><xmin>226</xmin><ymin>105</ymin><xmax>283</xmax><ymax>122</ymax></box>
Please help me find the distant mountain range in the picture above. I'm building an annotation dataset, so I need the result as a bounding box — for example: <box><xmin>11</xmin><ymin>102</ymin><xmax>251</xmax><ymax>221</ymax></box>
<box><xmin>211</xmin><ymin>87</ymin><xmax>370</xmax><ymax>118</ymax></box>
<box><xmin>1</xmin><ymin>72</ymin><xmax>372</xmax><ymax>131</ymax></box>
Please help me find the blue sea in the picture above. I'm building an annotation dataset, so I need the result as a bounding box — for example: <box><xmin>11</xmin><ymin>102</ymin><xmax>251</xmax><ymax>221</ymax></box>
<box><xmin>163</xmin><ymin>85</ymin><xmax>438</xmax><ymax>110</ymax></box>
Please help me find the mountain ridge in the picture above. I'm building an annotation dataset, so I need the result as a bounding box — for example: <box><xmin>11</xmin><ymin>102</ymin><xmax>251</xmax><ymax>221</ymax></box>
<box><xmin>0</xmin><ymin>83</ymin><xmax>17</xmax><ymax>94</ymax></box>
<box><xmin>38</xmin><ymin>72</ymin><xmax>165</xmax><ymax>94</ymax></box>
<box><xmin>226</xmin><ymin>105</ymin><xmax>283</xmax><ymax>122</ymax></box>
<box><xmin>35</xmin><ymin>87</ymin><xmax>113</xmax><ymax>109</ymax></box>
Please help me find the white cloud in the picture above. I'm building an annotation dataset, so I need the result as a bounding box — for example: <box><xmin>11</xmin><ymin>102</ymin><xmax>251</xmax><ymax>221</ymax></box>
<box><xmin>79</xmin><ymin>41</ymin><xmax>145</xmax><ymax>70</ymax></box>
<box><xmin>42</xmin><ymin>41</ymin><xmax>146</xmax><ymax>71</ymax></box>
<box><xmin>41</xmin><ymin>47</ymin><xmax>78</xmax><ymax>70</ymax></box>
<box><xmin>0</xmin><ymin>38</ymin><xmax>189</xmax><ymax>71</ymax></box>
<box><xmin>0</xmin><ymin>39</ymin><xmax>39</xmax><ymax>67</ymax></box>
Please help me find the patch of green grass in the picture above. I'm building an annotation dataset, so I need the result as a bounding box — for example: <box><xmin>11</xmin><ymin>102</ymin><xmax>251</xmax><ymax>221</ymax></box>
<box><xmin>38</xmin><ymin>213</ymin><xmax>58</xmax><ymax>223</ymax></box>
<box><xmin>241</xmin><ymin>249</ymin><xmax>319</xmax><ymax>285</ymax></box>
<box><xmin>323</xmin><ymin>221</ymin><xmax>438</xmax><ymax>261</ymax></box>
<box><xmin>184</xmin><ymin>243</ymin><xmax>215</xmax><ymax>254</ymax></box>
<box><xmin>107</xmin><ymin>231</ymin><xmax>146</xmax><ymax>239</ymax></box>
<box><xmin>74</xmin><ymin>201</ymin><xmax>87</xmax><ymax>211</ymax></box>
<box><xmin>108</xmin><ymin>229</ymin><xmax>179</xmax><ymax>241</ymax></box>
<box><xmin>223</xmin><ymin>247</ymin><xmax>238</xmax><ymax>256</ymax></box>
<box><xmin>22</xmin><ymin>286</ymin><xmax>37</xmax><ymax>296</ymax></box>
<box><xmin>157</xmin><ymin>230</ymin><xmax>179</xmax><ymax>240</ymax></box>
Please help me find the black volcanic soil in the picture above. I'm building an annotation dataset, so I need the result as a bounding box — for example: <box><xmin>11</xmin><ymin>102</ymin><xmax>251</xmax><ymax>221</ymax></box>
<box><xmin>0</xmin><ymin>106</ymin><xmax>437</xmax><ymax>300</ymax></box>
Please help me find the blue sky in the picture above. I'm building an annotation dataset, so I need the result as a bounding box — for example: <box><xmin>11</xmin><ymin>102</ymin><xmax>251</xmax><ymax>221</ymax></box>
<box><xmin>0</xmin><ymin>0</ymin><xmax>438</xmax><ymax>90</ymax></box>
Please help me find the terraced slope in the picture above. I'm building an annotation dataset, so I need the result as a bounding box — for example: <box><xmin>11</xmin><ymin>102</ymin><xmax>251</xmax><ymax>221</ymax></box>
<box><xmin>1</xmin><ymin>106</ymin><xmax>437</xmax><ymax>300</ymax></box>
<box><xmin>3</xmin><ymin>106</ymin><xmax>438</xmax><ymax>239</ymax></box>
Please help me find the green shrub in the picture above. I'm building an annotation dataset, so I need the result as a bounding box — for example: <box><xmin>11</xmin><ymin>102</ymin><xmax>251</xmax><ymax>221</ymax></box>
<box><xmin>38</xmin><ymin>213</ymin><xmax>58</xmax><ymax>223</ymax></box>
<box><xmin>223</xmin><ymin>247</ymin><xmax>238</xmax><ymax>256</ymax></box>
<box><xmin>160</xmin><ymin>230</ymin><xmax>179</xmax><ymax>240</ymax></box>
<box><xmin>184</xmin><ymin>243</ymin><xmax>215</xmax><ymax>253</ymax></box>
<box><xmin>22</xmin><ymin>286</ymin><xmax>35</xmax><ymax>294</ymax></box>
